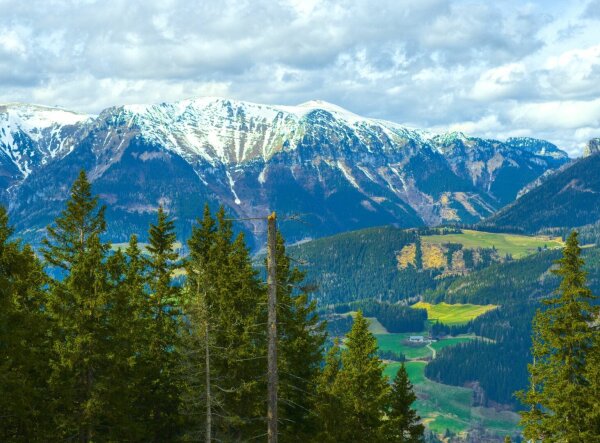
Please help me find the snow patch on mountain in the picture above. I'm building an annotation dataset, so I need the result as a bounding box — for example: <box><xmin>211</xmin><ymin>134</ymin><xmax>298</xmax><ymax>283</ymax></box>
<box><xmin>0</xmin><ymin>103</ymin><xmax>90</xmax><ymax>176</ymax></box>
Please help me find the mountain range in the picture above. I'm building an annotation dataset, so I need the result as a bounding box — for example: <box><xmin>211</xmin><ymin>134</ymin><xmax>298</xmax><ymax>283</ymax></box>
<box><xmin>0</xmin><ymin>98</ymin><xmax>570</xmax><ymax>247</ymax></box>
<box><xmin>482</xmin><ymin>139</ymin><xmax>600</xmax><ymax>234</ymax></box>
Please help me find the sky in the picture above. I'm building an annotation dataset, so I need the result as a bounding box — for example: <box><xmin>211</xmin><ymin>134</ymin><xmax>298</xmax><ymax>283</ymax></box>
<box><xmin>0</xmin><ymin>0</ymin><xmax>599</xmax><ymax>156</ymax></box>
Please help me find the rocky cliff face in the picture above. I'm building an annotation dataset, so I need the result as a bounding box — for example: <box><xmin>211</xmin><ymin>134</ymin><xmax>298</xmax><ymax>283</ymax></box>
<box><xmin>584</xmin><ymin>138</ymin><xmax>600</xmax><ymax>157</ymax></box>
<box><xmin>0</xmin><ymin>98</ymin><xmax>569</xmax><ymax>247</ymax></box>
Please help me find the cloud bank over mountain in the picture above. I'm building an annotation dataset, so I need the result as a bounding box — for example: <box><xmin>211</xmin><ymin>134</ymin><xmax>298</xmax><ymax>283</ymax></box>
<box><xmin>0</xmin><ymin>0</ymin><xmax>598</xmax><ymax>155</ymax></box>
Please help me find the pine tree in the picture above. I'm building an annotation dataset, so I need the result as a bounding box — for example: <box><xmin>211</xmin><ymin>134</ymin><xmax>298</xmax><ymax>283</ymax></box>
<box><xmin>0</xmin><ymin>206</ymin><xmax>52</xmax><ymax>441</ymax></box>
<box><xmin>318</xmin><ymin>312</ymin><xmax>390</xmax><ymax>442</ymax></box>
<box><xmin>180</xmin><ymin>204</ymin><xmax>217</xmax><ymax>441</ymax></box>
<box><xmin>274</xmin><ymin>232</ymin><xmax>326</xmax><ymax>441</ymax></box>
<box><xmin>315</xmin><ymin>341</ymin><xmax>344</xmax><ymax>443</ymax></box>
<box><xmin>42</xmin><ymin>171</ymin><xmax>116</xmax><ymax>441</ymax></box>
<box><xmin>102</xmin><ymin>236</ymin><xmax>148</xmax><ymax>440</ymax></box>
<box><xmin>181</xmin><ymin>206</ymin><xmax>266</xmax><ymax>440</ymax></box>
<box><xmin>42</xmin><ymin>170</ymin><xmax>106</xmax><ymax>271</ymax></box>
<box><xmin>518</xmin><ymin>231</ymin><xmax>599</xmax><ymax>442</ymax></box>
<box><xmin>139</xmin><ymin>206</ymin><xmax>184</xmax><ymax>441</ymax></box>
<box><xmin>384</xmin><ymin>363</ymin><xmax>424</xmax><ymax>442</ymax></box>
<box><xmin>211</xmin><ymin>208</ymin><xmax>265</xmax><ymax>438</ymax></box>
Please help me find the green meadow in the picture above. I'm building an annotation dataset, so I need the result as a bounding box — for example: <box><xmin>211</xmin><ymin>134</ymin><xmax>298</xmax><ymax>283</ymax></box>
<box><xmin>421</xmin><ymin>229</ymin><xmax>563</xmax><ymax>259</ymax></box>
<box><xmin>384</xmin><ymin>361</ymin><xmax>519</xmax><ymax>435</ymax></box>
<box><xmin>413</xmin><ymin>301</ymin><xmax>498</xmax><ymax>325</ymax></box>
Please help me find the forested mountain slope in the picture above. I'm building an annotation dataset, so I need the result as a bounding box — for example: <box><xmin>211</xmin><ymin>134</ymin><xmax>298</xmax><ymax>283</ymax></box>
<box><xmin>481</xmin><ymin>149</ymin><xmax>600</xmax><ymax>234</ymax></box>
<box><xmin>289</xmin><ymin>225</ymin><xmax>560</xmax><ymax>305</ymax></box>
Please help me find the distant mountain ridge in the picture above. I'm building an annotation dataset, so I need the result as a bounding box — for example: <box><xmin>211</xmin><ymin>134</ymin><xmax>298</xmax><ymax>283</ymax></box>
<box><xmin>481</xmin><ymin>146</ymin><xmax>600</xmax><ymax>234</ymax></box>
<box><xmin>0</xmin><ymin>97</ymin><xmax>569</xmax><ymax>246</ymax></box>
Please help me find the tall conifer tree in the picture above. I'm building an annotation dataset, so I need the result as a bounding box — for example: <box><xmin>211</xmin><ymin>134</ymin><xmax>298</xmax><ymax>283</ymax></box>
<box><xmin>274</xmin><ymin>232</ymin><xmax>326</xmax><ymax>441</ymax></box>
<box><xmin>42</xmin><ymin>170</ymin><xmax>114</xmax><ymax>441</ymax></box>
<box><xmin>519</xmin><ymin>231</ymin><xmax>599</xmax><ymax>441</ymax></box>
<box><xmin>208</xmin><ymin>207</ymin><xmax>265</xmax><ymax>439</ymax></box>
<box><xmin>384</xmin><ymin>363</ymin><xmax>424</xmax><ymax>442</ymax></box>
<box><xmin>181</xmin><ymin>204</ymin><xmax>217</xmax><ymax>441</ymax></box>
<box><xmin>316</xmin><ymin>312</ymin><xmax>389</xmax><ymax>442</ymax></box>
<box><xmin>0</xmin><ymin>207</ymin><xmax>52</xmax><ymax>441</ymax></box>
<box><xmin>101</xmin><ymin>236</ymin><xmax>149</xmax><ymax>440</ymax></box>
<box><xmin>183</xmin><ymin>206</ymin><xmax>266</xmax><ymax>440</ymax></box>
<box><xmin>140</xmin><ymin>206</ymin><xmax>184</xmax><ymax>441</ymax></box>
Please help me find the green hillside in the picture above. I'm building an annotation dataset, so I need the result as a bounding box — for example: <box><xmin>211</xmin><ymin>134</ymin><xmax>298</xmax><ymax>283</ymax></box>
<box><xmin>289</xmin><ymin>225</ymin><xmax>562</xmax><ymax>306</ymax></box>
<box><xmin>287</xmin><ymin>225</ymin><xmax>442</xmax><ymax>305</ymax></box>
<box><xmin>481</xmin><ymin>153</ymin><xmax>600</xmax><ymax>233</ymax></box>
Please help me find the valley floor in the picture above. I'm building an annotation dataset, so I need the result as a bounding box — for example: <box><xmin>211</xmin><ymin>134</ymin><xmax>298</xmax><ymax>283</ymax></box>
<box><xmin>367</xmin><ymin>316</ymin><xmax>520</xmax><ymax>438</ymax></box>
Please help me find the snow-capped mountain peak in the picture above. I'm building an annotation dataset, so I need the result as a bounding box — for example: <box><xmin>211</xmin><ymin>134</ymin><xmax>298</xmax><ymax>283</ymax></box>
<box><xmin>0</xmin><ymin>103</ymin><xmax>91</xmax><ymax>177</ymax></box>
<box><xmin>0</xmin><ymin>97</ymin><xmax>573</xmax><ymax>248</ymax></box>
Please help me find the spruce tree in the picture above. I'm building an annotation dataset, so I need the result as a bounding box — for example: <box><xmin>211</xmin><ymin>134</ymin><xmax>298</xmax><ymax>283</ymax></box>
<box><xmin>42</xmin><ymin>171</ymin><xmax>115</xmax><ymax>441</ymax></box>
<box><xmin>102</xmin><ymin>236</ymin><xmax>148</xmax><ymax>440</ymax></box>
<box><xmin>210</xmin><ymin>208</ymin><xmax>265</xmax><ymax>438</ymax></box>
<box><xmin>518</xmin><ymin>231</ymin><xmax>599</xmax><ymax>442</ymax></box>
<box><xmin>274</xmin><ymin>232</ymin><xmax>326</xmax><ymax>441</ymax></box>
<box><xmin>182</xmin><ymin>206</ymin><xmax>273</xmax><ymax>440</ymax></box>
<box><xmin>319</xmin><ymin>311</ymin><xmax>390</xmax><ymax>442</ymax></box>
<box><xmin>42</xmin><ymin>170</ymin><xmax>106</xmax><ymax>271</ymax></box>
<box><xmin>315</xmin><ymin>341</ymin><xmax>344</xmax><ymax>443</ymax></box>
<box><xmin>0</xmin><ymin>207</ymin><xmax>52</xmax><ymax>441</ymax></box>
<box><xmin>384</xmin><ymin>363</ymin><xmax>424</xmax><ymax>442</ymax></box>
<box><xmin>180</xmin><ymin>204</ymin><xmax>217</xmax><ymax>441</ymax></box>
<box><xmin>140</xmin><ymin>206</ymin><xmax>184</xmax><ymax>441</ymax></box>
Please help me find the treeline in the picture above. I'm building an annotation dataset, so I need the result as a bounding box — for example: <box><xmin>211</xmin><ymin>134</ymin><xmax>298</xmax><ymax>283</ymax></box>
<box><xmin>415</xmin><ymin>226</ymin><xmax>462</xmax><ymax>236</ymax></box>
<box><xmin>0</xmin><ymin>171</ymin><xmax>424</xmax><ymax>442</ymax></box>
<box><xmin>540</xmin><ymin>219</ymin><xmax>600</xmax><ymax>246</ymax></box>
<box><xmin>331</xmin><ymin>300</ymin><xmax>428</xmax><ymax>332</ymax></box>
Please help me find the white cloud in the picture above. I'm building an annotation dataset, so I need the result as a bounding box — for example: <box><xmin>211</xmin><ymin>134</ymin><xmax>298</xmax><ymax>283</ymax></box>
<box><xmin>509</xmin><ymin>98</ymin><xmax>600</xmax><ymax>129</ymax></box>
<box><xmin>470</xmin><ymin>63</ymin><xmax>528</xmax><ymax>101</ymax></box>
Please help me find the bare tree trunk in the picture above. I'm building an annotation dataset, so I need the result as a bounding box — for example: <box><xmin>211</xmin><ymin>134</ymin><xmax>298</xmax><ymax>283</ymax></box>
<box><xmin>205</xmin><ymin>316</ymin><xmax>212</xmax><ymax>443</ymax></box>
<box><xmin>267</xmin><ymin>212</ymin><xmax>278</xmax><ymax>443</ymax></box>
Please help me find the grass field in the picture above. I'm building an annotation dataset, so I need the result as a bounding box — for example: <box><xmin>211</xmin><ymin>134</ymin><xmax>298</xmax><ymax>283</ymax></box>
<box><xmin>383</xmin><ymin>361</ymin><xmax>427</xmax><ymax>384</ymax></box>
<box><xmin>413</xmin><ymin>301</ymin><xmax>498</xmax><ymax>325</ymax></box>
<box><xmin>384</xmin><ymin>361</ymin><xmax>519</xmax><ymax>435</ymax></box>
<box><xmin>376</xmin><ymin>333</ymin><xmax>432</xmax><ymax>359</ymax></box>
<box><xmin>422</xmin><ymin>229</ymin><xmax>563</xmax><ymax>259</ymax></box>
<box><xmin>376</xmin><ymin>332</ymin><xmax>476</xmax><ymax>360</ymax></box>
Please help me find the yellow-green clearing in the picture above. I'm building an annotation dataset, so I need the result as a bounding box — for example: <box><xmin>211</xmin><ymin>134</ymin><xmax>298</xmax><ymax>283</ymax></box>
<box><xmin>413</xmin><ymin>302</ymin><xmax>497</xmax><ymax>325</ymax></box>
<box><xmin>422</xmin><ymin>229</ymin><xmax>563</xmax><ymax>259</ymax></box>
